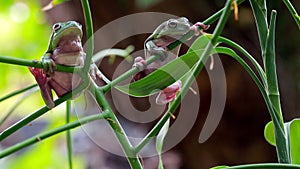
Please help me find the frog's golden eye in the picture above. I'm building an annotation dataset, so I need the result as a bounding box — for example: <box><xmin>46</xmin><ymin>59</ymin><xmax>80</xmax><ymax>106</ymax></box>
<box><xmin>53</xmin><ymin>23</ymin><xmax>61</xmax><ymax>32</ymax></box>
<box><xmin>168</xmin><ymin>20</ymin><xmax>177</xmax><ymax>28</ymax></box>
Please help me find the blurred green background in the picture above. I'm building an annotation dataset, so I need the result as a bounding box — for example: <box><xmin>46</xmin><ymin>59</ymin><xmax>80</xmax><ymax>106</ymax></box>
<box><xmin>0</xmin><ymin>0</ymin><xmax>299</xmax><ymax>169</ymax></box>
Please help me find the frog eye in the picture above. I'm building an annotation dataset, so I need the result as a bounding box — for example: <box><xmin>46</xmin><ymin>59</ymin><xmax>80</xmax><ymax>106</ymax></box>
<box><xmin>53</xmin><ymin>23</ymin><xmax>61</xmax><ymax>32</ymax></box>
<box><xmin>168</xmin><ymin>20</ymin><xmax>177</xmax><ymax>28</ymax></box>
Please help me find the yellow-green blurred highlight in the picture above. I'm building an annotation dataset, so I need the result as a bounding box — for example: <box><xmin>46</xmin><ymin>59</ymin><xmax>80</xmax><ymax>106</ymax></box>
<box><xmin>0</xmin><ymin>1</ymin><xmax>85</xmax><ymax>168</ymax></box>
<box><xmin>0</xmin><ymin>0</ymin><xmax>50</xmax><ymax>113</ymax></box>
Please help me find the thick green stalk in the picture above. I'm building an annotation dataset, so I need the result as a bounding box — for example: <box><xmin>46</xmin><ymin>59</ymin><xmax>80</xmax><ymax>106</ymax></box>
<box><xmin>265</xmin><ymin>10</ymin><xmax>289</xmax><ymax>163</ymax></box>
<box><xmin>282</xmin><ymin>0</ymin><xmax>300</xmax><ymax>29</ymax></box>
<box><xmin>81</xmin><ymin>0</ymin><xmax>94</xmax><ymax>73</ymax></box>
<box><xmin>0</xmin><ymin>112</ymin><xmax>108</xmax><ymax>158</ymax></box>
<box><xmin>265</xmin><ymin>11</ymin><xmax>283</xmax><ymax>123</ymax></box>
<box><xmin>66</xmin><ymin>101</ymin><xmax>73</xmax><ymax>169</ymax></box>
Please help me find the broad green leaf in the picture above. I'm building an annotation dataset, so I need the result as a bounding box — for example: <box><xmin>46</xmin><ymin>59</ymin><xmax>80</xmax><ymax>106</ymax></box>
<box><xmin>156</xmin><ymin>118</ymin><xmax>170</xmax><ymax>169</ymax></box>
<box><xmin>289</xmin><ymin>119</ymin><xmax>300</xmax><ymax>164</ymax></box>
<box><xmin>115</xmin><ymin>50</ymin><xmax>202</xmax><ymax>96</ymax></box>
<box><xmin>264</xmin><ymin>119</ymin><xmax>300</xmax><ymax>164</ymax></box>
<box><xmin>264</xmin><ymin>121</ymin><xmax>276</xmax><ymax>146</ymax></box>
<box><xmin>115</xmin><ymin>35</ymin><xmax>210</xmax><ymax>97</ymax></box>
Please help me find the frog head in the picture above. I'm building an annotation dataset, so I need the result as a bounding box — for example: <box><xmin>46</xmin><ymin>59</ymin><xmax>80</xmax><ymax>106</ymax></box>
<box><xmin>48</xmin><ymin>21</ymin><xmax>83</xmax><ymax>51</ymax></box>
<box><xmin>153</xmin><ymin>17</ymin><xmax>191</xmax><ymax>39</ymax></box>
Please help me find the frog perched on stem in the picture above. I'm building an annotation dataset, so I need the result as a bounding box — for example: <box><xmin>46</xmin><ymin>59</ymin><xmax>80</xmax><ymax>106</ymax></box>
<box><xmin>133</xmin><ymin>17</ymin><xmax>209</xmax><ymax>105</ymax></box>
<box><xmin>29</xmin><ymin>21</ymin><xmax>100</xmax><ymax>109</ymax></box>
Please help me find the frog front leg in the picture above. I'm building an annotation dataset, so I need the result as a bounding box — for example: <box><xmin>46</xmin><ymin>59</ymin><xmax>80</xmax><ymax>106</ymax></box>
<box><xmin>28</xmin><ymin>67</ymin><xmax>55</xmax><ymax>109</ymax></box>
<box><xmin>89</xmin><ymin>63</ymin><xmax>102</xmax><ymax>80</ymax></box>
<box><xmin>42</xmin><ymin>53</ymin><xmax>56</xmax><ymax>74</ymax></box>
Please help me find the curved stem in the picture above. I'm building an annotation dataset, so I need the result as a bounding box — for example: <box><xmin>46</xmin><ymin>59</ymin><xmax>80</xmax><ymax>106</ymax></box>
<box><xmin>0</xmin><ymin>112</ymin><xmax>108</xmax><ymax>158</ymax></box>
<box><xmin>0</xmin><ymin>84</ymin><xmax>37</xmax><ymax>102</ymax></box>
<box><xmin>282</xmin><ymin>0</ymin><xmax>300</xmax><ymax>29</ymax></box>
<box><xmin>0</xmin><ymin>78</ymin><xmax>90</xmax><ymax>142</ymax></box>
<box><xmin>218</xmin><ymin>37</ymin><xmax>267</xmax><ymax>87</ymax></box>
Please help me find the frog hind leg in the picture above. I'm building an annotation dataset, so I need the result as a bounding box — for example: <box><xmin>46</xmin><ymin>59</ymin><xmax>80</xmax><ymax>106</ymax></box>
<box><xmin>29</xmin><ymin>67</ymin><xmax>55</xmax><ymax>109</ymax></box>
<box><xmin>156</xmin><ymin>80</ymin><xmax>182</xmax><ymax>105</ymax></box>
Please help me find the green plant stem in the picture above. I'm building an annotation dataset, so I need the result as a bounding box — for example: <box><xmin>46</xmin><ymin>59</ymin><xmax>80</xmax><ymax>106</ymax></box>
<box><xmin>0</xmin><ymin>87</ymin><xmax>38</xmax><ymax>126</ymax></box>
<box><xmin>0</xmin><ymin>55</ymin><xmax>80</xmax><ymax>73</ymax></box>
<box><xmin>102</xmin><ymin>54</ymin><xmax>161</xmax><ymax>93</ymax></box>
<box><xmin>135</xmin><ymin>0</ymin><xmax>234</xmax><ymax>153</ymax></box>
<box><xmin>0</xmin><ymin>112</ymin><xmax>108</xmax><ymax>158</ymax></box>
<box><xmin>66</xmin><ymin>101</ymin><xmax>73</xmax><ymax>169</ymax></box>
<box><xmin>265</xmin><ymin>10</ymin><xmax>289</xmax><ymax>163</ymax></box>
<box><xmin>282</xmin><ymin>0</ymin><xmax>300</xmax><ymax>29</ymax></box>
<box><xmin>226</xmin><ymin>163</ymin><xmax>300</xmax><ymax>169</ymax></box>
<box><xmin>81</xmin><ymin>0</ymin><xmax>94</xmax><ymax>73</ymax></box>
<box><xmin>0</xmin><ymin>84</ymin><xmax>37</xmax><ymax>102</ymax></box>
<box><xmin>89</xmin><ymin>83</ymin><xmax>143</xmax><ymax>169</ymax></box>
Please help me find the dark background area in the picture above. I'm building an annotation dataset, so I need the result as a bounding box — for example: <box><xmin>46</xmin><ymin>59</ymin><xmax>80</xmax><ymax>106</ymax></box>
<box><xmin>41</xmin><ymin>0</ymin><xmax>299</xmax><ymax>168</ymax></box>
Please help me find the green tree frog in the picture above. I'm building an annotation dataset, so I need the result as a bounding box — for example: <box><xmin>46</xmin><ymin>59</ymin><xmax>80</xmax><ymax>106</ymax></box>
<box><xmin>29</xmin><ymin>21</ymin><xmax>100</xmax><ymax>109</ymax></box>
<box><xmin>133</xmin><ymin>17</ymin><xmax>209</xmax><ymax>105</ymax></box>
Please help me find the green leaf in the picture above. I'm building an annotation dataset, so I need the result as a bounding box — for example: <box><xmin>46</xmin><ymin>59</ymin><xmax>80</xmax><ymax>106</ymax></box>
<box><xmin>264</xmin><ymin>121</ymin><xmax>276</xmax><ymax>146</ymax></box>
<box><xmin>115</xmin><ymin>50</ymin><xmax>202</xmax><ymax>96</ymax></box>
<box><xmin>289</xmin><ymin>119</ymin><xmax>300</xmax><ymax>164</ymax></box>
<box><xmin>264</xmin><ymin>119</ymin><xmax>300</xmax><ymax>164</ymax></box>
<box><xmin>115</xmin><ymin>35</ymin><xmax>211</xmax><ymax>97</ymax></box>
<box><xmin>156</xmin><ymin>118</ymin><xmax>170</xmax><ymax>169</ymax></box>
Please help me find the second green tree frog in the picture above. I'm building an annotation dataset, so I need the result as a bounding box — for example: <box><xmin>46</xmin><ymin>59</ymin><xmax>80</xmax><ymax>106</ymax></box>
<box><xmin>133</xmin><ymin>17</ymin><xmax>209</xmax><ymax>105</ymax></box>
<box><xmin>29</xmin><ymin>21</ymin><xmax>101</xmax><ymax>109</ymax></box>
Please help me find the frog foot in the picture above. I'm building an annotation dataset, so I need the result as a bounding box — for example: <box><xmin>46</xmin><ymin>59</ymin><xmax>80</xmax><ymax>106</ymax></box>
<box><xmin>89</xmin><ymin>63</ymin><xmax>102</xmax><ymax>80</ymax></box>
<box><xmin>191</xmin><ymin>22</ymin><xmax>210</xmax><ymax>36</ymax></box>
<box><xmin>42</xmin><ymin>57</ymin><xmax>56</xmax><ymax>75</ymax></box>
<box><xmin>28</xmin><ymin>67</ymin><xmax>55</xmax><ymax>109</ymax></box>
<box><xmin>29</xmin><ymin>67</ymin><xmax>48</xmax><ymax>86</ymax></box>
<box><xmin>156</xmin><ymin>80</ymin><xmax>182</xmax><ymax>105</ymax></box>
<box><xmin>133</xmin><ymin>56</ymin><xmax>147</xmax><ymax>71</ymax></box>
